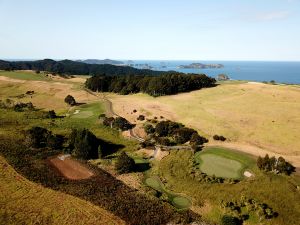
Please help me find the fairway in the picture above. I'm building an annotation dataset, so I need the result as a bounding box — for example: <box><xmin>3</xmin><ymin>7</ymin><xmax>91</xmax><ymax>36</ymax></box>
<box><xmin>71</xmin><ymin>102</ymin><xmax>104</xmax><ymax>119</ymax></box>
<box><xmin>195</xmin><ymin>147</ymin><xmax>255</xmax><ymax>179</ymax></box>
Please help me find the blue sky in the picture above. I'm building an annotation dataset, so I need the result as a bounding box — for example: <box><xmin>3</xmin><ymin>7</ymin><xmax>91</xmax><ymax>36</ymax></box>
<box><xmin>0</xmin><ymin>0</ymin><xmax>300</xmax><ymax>61</ymax></box>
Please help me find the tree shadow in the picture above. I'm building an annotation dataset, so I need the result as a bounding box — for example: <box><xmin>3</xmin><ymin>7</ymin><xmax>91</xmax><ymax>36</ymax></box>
<box><xmin>98</xmin><ymin>139</ymin><xmax>125</xmax><ymax>157</ymax></box>
<box><xmin>74</xmin><ymin>102</ymin><xmax>86</xmax><ymax>106</ymax></box>
<box><xmin>134</xmin><ymin>162</ymin><xmax>151</xmax><ymax>172</ymax></box>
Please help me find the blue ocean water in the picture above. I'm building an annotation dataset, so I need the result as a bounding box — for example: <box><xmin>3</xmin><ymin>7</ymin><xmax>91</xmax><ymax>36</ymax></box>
<box><xmin>129</xmin><ymin>60</ymin><xmax>300</xmax><ymax>84</ymax></box>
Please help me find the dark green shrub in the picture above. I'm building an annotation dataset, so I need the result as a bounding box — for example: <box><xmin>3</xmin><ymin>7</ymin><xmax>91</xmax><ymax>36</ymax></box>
<box><xmin>64</xmin><ymin>95</ymin><xmax>76</xmax><ymax>106</ymax></box>
<box><xmin>115</xmin><ymin>152</ymin><xmax>135</xmax><ymax>174</ymax></box>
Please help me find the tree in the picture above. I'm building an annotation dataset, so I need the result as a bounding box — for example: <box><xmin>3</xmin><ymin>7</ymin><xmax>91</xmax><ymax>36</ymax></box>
<box><xmin>64</xmin><ymin>95</ymin><xmax>76</xmax><ymax>106</ymax></box>
<box><xmin>115</xmin><ymin>152</ymin><xmax>135</xmax><ymax>174</ymax></box>
<box><xmin>68</xmin><ymin>129</ymin><xmax>99</xmax><ymax>159</ymax></box>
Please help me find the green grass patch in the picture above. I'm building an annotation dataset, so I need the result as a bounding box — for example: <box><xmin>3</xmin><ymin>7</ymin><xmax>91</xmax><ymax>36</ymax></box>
<box><xmin>144</xmin><ymin>176</ymin><xmax>191</xmax><ymax>210</ymax></box>
<box><xmin>0</xmin><ymin>71</ymin><xmax>50</xmax><ymax>81</ymax></box>
<box><xmin>194</xmin><ymin>147</ymin><xmax>256</xmax><ymax>179</ymax></box>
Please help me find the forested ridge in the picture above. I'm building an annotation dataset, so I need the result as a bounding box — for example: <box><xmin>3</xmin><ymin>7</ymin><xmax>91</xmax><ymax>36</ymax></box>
<box><xmin>0</xmin><ymin>59</ymin><xmax>162</xmax><ymax>76</ymax></box>
<box><xmin>85</xmin><ymin>74</ymin><xmax>216</xmax><ymax>96</ymax></box>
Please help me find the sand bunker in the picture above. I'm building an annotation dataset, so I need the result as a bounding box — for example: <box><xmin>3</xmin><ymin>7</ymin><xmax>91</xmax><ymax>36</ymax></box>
<box><xmin>49</xmin><ymin>154</ymin><xmax>94</xmax><ymax>180</ymax></box>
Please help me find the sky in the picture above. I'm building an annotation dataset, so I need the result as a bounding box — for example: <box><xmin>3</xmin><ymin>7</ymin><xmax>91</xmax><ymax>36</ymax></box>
<box><xmin>0</xmin><ymin>0</ymin><xmax>300</xmax><ymax>61</ymax></box>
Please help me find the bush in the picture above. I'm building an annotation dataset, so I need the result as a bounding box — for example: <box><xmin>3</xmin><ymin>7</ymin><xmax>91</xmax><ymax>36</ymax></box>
<box><xmin>221</xmin><ymin>215</ymin><xmax>241</xmax><ymax>225</ymax></box>
<box><xmin>64</xmin><ymin>95</ymin><xmax>76</xmax><ymax>106</ymax></box>
<box><xmin>137</xmin><ymin>115</ymin><xmax>145</xmax><ymax>121</ymax></box>
<box><xmin>190</xmin><ymin>133</ymin><xmax>208</xmax><ymax>146</ymax></box>
<box><xmin>115</xmin><ymin>152</ymin><xmax>135</xmax><ymax>174</ymax></box>
<box><xmin>213</xmin><ymin>135</ymin><xmax>226</xmax><ymax>141</ymax></box>
<box><xmin>103</xmin><ymin>117</ymin><xmax>115</xmax><ymax>127</ymax></box>
<box><xmin>24</xmin><ymin>126</ymin><xmax>51</xmax><ymax>148</ymax></box>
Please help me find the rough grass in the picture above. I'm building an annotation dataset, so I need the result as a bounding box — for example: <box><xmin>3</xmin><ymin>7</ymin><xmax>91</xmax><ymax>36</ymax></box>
<box><xmin>194</xmin><ymin>147</ymin><xmax>256</xmax><ymax>179</ymax></box>
<box><xmin>155</xmin><ymin>150</ymin><xmax>300</xmax><ymax>225</ymax></box>
<box><xmin>110</xmin><ymin>82</ymin><xmax>300</xmax><ymax>156</ymax></box>
<box><xmin>0</xmin><ymin>156</ymin><xmax>125</xmax><ymax>225</ymax></box>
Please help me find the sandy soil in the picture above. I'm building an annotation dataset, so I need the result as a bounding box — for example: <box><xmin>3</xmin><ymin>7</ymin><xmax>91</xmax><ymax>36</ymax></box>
<box><xmin>49</xmin><ymin>155</ymin><xmax>94</xmax><ymax>180</ymax></box>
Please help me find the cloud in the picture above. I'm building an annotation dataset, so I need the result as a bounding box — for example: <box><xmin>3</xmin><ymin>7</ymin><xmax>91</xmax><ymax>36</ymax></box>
<box><xmin>254</xmin><ymin>10</ymin><xmax>290</xmax><ymax>21</ymax></box>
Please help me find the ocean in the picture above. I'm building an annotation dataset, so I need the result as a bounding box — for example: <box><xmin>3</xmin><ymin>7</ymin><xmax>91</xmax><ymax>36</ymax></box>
<box><xmin>129</xmin><ymin>60</ymin><xmax>300</xmax><ymax>84</ymax></box>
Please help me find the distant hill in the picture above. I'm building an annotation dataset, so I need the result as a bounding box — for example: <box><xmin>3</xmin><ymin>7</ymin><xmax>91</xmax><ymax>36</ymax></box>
<box><xmin>77</xmin><ymin>59</ymin><xmax>124</xmax><ymax>65</ymax></box>
<box><xmin>0</xmin><ymin>59</ymin><xmax>162</xmax><ymax>76</ymax></box>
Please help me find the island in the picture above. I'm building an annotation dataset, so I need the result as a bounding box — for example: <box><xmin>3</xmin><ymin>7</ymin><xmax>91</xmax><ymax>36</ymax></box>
<box><xmin>178</xmin><ymin>63</ymin><xmax>224</xmax><ymax>69</ymax></box>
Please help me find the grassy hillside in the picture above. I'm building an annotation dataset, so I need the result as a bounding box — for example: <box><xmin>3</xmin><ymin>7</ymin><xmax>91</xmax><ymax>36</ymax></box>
<box><xmin>0</xmin><ymin>156</ymin><xmax>124</xmax><ymax>225</ymax></box>
<box><xmin>110</xmin><ymin>82</ymin><xmax>300</xmax><ymax>158</ymax></box>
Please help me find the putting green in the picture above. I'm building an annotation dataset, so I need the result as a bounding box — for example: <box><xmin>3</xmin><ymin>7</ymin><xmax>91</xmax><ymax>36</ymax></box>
<box><xmin>198</xmin><ymin>154</ymin><xmax>242</xmax><ymax>179</ymax></box>
<box><xmin>195</xmin><ymin>147</ymin><xmax>255</xmax><ymax>179</ymax></box>
<box><xmin>144</xmin><ymin>177</ymin><xmax>191</xmax><ymax>209</ymax></box>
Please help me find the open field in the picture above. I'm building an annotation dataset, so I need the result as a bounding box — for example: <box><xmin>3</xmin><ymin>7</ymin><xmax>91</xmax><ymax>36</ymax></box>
<box><xmin>109</xmin><ymin>82</ymin><xmax>300</xmax><ymax>166</ymax></box>
<box><xmin>195</xmin><ymin>147</ymin><xmax>256</xmax><ymax>179</ymax></box>
<box><xmin>0</xmin><ymin>156</ymin><xmax>124</xmax><ymax>225</ymax></box>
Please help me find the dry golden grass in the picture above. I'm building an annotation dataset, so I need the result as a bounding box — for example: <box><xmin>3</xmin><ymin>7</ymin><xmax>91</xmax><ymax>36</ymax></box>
<box><xmin>0</xmin><ymin>156</ymin><xmax>125</xmax><ymax>225</ymax></box>
<box><xmin>109</xmin><ymin>82</ymin><xmax>300</xmax><ymax>164</ymax></box>
<box><xmin>0</xmin><ymin>73</ymin><xmax>97</xmax><ymax>112</ymax></box>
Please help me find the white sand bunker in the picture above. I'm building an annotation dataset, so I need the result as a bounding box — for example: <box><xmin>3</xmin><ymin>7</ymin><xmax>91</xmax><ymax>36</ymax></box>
<box><xmin>73</xmin><ymin>110</ymin><xmax>80</xmax><ymax>115</ymax></box>
<box><xmin>244</xmin><ymin>171</ymin><xmax>253</xmax><ymax>177</ymax></box>
<box><xmin>58</xmin><ymin>154</ymin><xmax>71</xmax><ymax>161</ymax></box>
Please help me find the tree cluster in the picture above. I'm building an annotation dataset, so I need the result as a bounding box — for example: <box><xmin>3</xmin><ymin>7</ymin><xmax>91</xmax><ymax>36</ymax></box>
<box><xmin>103</xmin><ymin>116</ymin><xmax>134</xmax><ymax>131</ymax></box>
<box><xmin>150</xmin><ymin>120</ymin><xmax>208</xmax><ymax>146</ymax></box>
<box><xmin>24</xmin><ymin>126</ymin><xmax>64</xmax><ymax>149</ymax></box>
<box><xmin>0</xmin><ymin>59</ymin><xmax>162</xmax><ymax>76</ymax></box>
<box><xmin>85</xmin><ymin>73</ymin><xmax>216</xmax><ymax>96</ymax></box>
<box><xmin>257</xmin><ymin>154</ymin><xmax>295</xmax><ymax>175</ymax></box>
<box><xmin>220</xmin><ymin>196</ymin><xmax>278</xmax><ymax>223</ymax></box>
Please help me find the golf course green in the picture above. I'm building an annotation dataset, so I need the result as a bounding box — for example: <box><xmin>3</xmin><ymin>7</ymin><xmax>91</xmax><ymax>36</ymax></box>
<box><xmin>144</xmin><ymin>177</ymin><xmax>191</xmax><ymax>210</ymax></box>
<box><xmin>194</xmin><ymin>147</ymin><xmax>255</xmax><ymax>179</ymax></box>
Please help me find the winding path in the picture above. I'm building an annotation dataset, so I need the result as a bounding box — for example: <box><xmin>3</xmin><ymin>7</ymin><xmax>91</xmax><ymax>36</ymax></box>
<box><xmin>84</xmin><ymin>88</ymin><xmax>192</xmax><ymax>158</ymax></box>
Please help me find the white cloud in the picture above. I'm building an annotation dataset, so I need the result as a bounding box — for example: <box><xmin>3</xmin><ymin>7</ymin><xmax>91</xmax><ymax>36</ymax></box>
<box><xmin>255</xmin><ymin>11</ymin><xmax>290</xmax><ymax>21</ymax></box>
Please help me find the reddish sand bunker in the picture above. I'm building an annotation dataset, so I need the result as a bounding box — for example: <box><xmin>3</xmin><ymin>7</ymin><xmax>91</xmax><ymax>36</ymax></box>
<box><xmin>49</xmin><ymin>155</ymin><xmax>94</xmax><ymax>180</ymax></box>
